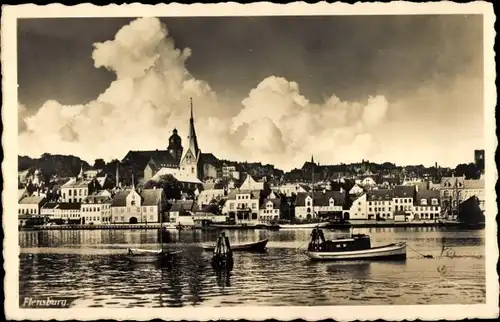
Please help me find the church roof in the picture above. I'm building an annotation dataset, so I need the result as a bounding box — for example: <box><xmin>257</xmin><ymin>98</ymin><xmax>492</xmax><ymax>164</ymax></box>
<box><xmin>123</xmin><ymin>150</ymin><xmax>178</xmax><ymax>169</ymax></box>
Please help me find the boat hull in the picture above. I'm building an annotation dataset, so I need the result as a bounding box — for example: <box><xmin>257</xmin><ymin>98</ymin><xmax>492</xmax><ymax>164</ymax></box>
<box><xmin>202</xmin><ymin>239</ymin><xmax>268</xmax><ymax>252</ymax></box>
<box><xmin>307</xmin><ymin>242</ymin><xmax>407</xmax><ymax>261</ymax></box>
<box><xmin>279</xmin><ymin>222</ymin><xmax>329</xmax><ymax>229</ymax></box>
<box><xmin>125</xmin><ymin>249</ymin><xmax>180</xmax><ymax>263</ymax></box>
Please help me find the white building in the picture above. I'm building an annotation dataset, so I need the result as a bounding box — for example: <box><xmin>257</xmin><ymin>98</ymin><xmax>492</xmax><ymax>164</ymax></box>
<box><xmin>54</xmin><ymin>203</ymin><xmax>81</xmax><ymax>223</ymax></box>
<box><xmin>197</xmin><ymin>189</ymin><xmax>225</xmax><ymax>207</ymax></box>
<box><xmin>349</xmin><ymin>184</ymin><xmax>365</xmax><ymax>196</ymax></box>
<box><xmin>295</xmin><ymin>191</ymin><xmax>345</xmax><ymax>220</ymax></box>
<box><xmin>222</xmin><ymin>189</ymin><xmax>261</xmax><ymax>224</ymax></box>
<box><xmin>60</xmin><ymin>168</ymin><xmax>94</xmax><ymax>203</ymax></box>
<box><xmin>392</xmin><ymin>185</ymin><xmax>415</xmax><ymax>220</ymax></box>
<box><xmin>366</xmin><ymin>189</ymin><xmax>393</xmax><ymax>220</ymax></box>
<box><xmin>18</xmin><ymin>196</ymin><xmax>46</xmax><ymax>216</ymax></box>
<box><xmin>259</xmin><ymin>198</ymin><xmax>281</xmax><ymax>223</ymax></box>
<box><xmin>81</xmin><ymin>190</ymin><xmax>113</xmax><ymax>225</ymax></box>
<box><xmin>40</xmin><ymin>202</ymin><xmax>58</xmax><ymax>219</ymax></box>
<box><xmin>413</xmin><ymin>190</ymin><xmax>441</xmax><ymax>221</ymax></box>
<box><xmin>238</xmin><ymin>174</ymin><xmax>265</xmax><ymax>191</ymax></box>
<box><xmin>346</xmin><ymin>193</ymin><xmax>368</xmax><ymax>220</ymax></box>
<box><xmin>111</xmin><ymin>187</ymin><xmax>165</xmax><ymax>224</ymax></box>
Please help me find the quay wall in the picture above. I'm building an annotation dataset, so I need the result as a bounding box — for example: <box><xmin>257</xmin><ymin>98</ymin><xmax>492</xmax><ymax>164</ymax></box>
<box><xmin>19</xmin><ymin>220</ymin><xmax>479</xmax><ymax>231</ymax></box>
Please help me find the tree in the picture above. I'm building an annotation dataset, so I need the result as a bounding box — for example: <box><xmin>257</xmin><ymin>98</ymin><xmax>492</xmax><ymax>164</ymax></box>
<box><xmin>454</xmin><ymin>163</ymin><xmax>479</xmax><ymax>179</ymax></box>
<box><xmin>93</xmin><ymin>158</ymin><xmax>106</xmax><ymax>170</ymax></box>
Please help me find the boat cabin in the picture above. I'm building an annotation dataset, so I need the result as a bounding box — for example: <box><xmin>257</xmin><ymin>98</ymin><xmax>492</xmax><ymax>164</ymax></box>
<box><xmin>308</xmin><ymin>229</ymin><xmax>371</xmax><ymax>252</ymax></box>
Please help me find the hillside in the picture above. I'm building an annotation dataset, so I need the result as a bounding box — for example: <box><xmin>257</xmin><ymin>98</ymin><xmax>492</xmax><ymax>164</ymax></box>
<box><xmin>18</xmin><ymin>153</ymin><xmax>91</xmax><ymax>180</ymax></box>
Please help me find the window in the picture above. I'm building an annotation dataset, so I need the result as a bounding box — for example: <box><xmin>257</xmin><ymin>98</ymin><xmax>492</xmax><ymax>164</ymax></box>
<box><xmin>150</xmin><ymin>207</ymin><xmax>154</xmax><ymax>212</ymax></box>
<box><xmin>150</xmin><ymin>215</ymin><xmax>153</xmax><ymax>220</ymax></box>
<box><xmin>131</xmin><ymin>201</ymin><xmax>135</xmax><ymax>206</ymax></box>
<box><xmin>69</xmin><ymin>190</ymin><xmax>72</xmax><ymax>196</ymax></box>
<box><xmin>79</xmin><ymin>189</ymin><xmax>82</xmax><ymax>196</ymax></box>
<box><xmin>143</xmin><ymin>207</ymin><xmax>147</xmax><ymax>212</ymax></box>
<box><xmin>421</xmin><ymin>199</ymin><xmax>427</xmax><ymax>205</ymax></box>
<box><xmin>136</xmin><ymin>207</ymin><xmax>140</xmax><ymax>212</ymax></box>
<box><xmin>121</xmin><ymin>216</ymin><xmax>124</xmax><ymax>221</ymax></box>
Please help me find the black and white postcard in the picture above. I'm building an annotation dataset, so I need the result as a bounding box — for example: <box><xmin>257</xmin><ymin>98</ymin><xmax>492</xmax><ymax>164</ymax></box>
<box><xmin>2</xmin><ymin>2</ymin><xmax>498</xmax><ymax>320</ymax></box>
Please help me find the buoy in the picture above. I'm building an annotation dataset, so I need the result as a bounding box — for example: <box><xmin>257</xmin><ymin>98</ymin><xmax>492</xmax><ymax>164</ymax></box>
<box><xmin>211</xmin><ymin>232</ymin><xmax>234</xmax><ymax>271</ymax></box>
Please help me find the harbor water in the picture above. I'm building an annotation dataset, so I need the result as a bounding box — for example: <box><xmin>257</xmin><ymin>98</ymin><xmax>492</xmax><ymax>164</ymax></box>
<box><xmin>19</xmin><ymin>227</ymin><xmax>486</xmax><ymax>307</ymax></box>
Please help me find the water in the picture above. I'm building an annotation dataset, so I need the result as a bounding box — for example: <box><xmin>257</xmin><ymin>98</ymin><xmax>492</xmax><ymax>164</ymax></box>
<box><xmin>19</xmin><ymin>227</ymin><xmax>486</xmax><ymax>307</ymax></box>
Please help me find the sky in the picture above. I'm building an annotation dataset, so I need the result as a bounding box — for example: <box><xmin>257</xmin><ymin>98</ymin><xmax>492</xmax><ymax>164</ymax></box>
<box><xmin>17</xmin><ymin>15</ymin><xmax>484</xmax><ymax>171</ymax></box>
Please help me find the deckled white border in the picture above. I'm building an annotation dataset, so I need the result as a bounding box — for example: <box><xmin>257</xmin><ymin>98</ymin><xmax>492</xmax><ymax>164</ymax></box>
<box><xmin>2</xmin><ymin>2</ymin><xmax>498</xmax><ymax>320</ymax></box>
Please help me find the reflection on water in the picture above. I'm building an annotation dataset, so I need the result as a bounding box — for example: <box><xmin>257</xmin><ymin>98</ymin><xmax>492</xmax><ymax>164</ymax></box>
<box><xmin>19</xmin><ymin>227</ymin><xmax>485</xmax><ymax>307</ymax></box>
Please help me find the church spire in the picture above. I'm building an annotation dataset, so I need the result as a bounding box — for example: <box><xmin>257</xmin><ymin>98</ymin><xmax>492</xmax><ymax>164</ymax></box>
<box><xmin>188</xmin><ymin>97</ymin><xmax>199</xmax><ymax>156</ymax></box>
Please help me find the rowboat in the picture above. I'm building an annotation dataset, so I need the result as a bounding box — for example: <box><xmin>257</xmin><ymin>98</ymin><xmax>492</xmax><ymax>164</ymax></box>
<box><xmin>306</xmin><ymin>228</ymin><xmax>406</xmax><ymax>261</ymax></box>
<box><xmin>202</xmin><ymin>238</ymin><xmax>268</xmax><ymax>252</ymax></box>
<box><xmin>279</xmin><ymin>222</ymin><xmax>329</xmax><ymax>229</ymax></box>
<box><xmin>125</xmin><ymin>248</ymin><xmax>182</xmax><ymax>264</ymax></box>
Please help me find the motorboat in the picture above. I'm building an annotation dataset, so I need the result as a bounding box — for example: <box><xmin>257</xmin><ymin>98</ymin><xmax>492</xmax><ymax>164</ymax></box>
<box><xmin>202</xmin><ymin>238</ymin><xmax>268</xmax><ymax>252</ymax></box>
<box><xmin>306</xmin><ymin>228</ymin><xmax>406</xmax><ymax>261</ymax></box>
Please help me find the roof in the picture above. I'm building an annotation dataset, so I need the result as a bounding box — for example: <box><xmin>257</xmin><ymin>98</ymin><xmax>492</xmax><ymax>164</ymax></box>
<box><xmin>295</xmin><ymin>191</ymin><xmax>346</xmax><ymax>207</ymax></box>
<box><xmin>201</xmin><ymin>153</ymin><xmax>220</xmax><ymax>167</ymax></box>
<box><xmin>58</xmin><ymin>202</ymin><xmax>81</xmax><ymax>210</ymax></box>
<box><xmin>122</xmin><ymin>150</ymin><xmax>178</xmax><ymax>169</ymax></box>
<box><xmin>227</xmin><ymin>189</ymin><xmax>261</xmax><ymax>200</ymax></box>
<box><xmin>111</xmin><ymin>190</ymin><xmax>132</xmax><ymax>207</ymax></box>
<box><xmin>62</xmin><ymin>177</ymin><xmax>92</xmax><ymax>188</ymax></box>
<box><xmin>169</xmin><ymin>200</ymin><xmax>194</xmax><ymax>212</ymax></box>
<box><xmin>392</xmin><ymin>185</ymin><xmax>415</xmax><ymax>198</ymax></box>
<box><xmin>415</xmin><ymin>190</ymin><xmax>440</xmax><ymax>206</ymax></box>
<box><xmin>199</xmin><ymin>204</ymin><xmax>219</xmax><ymax>214</ymax></box>
<box><xmin>261</xmin><ymin>198</ymin><xmax>281</xmax><ymax>209</ymax></box>
<box><xmin>141</xmin><ymin>189</ymin><xmax>163</xmax><ymax>206</ymax></box>
<box><xmin>41</xmin><ymin>202</ymin><xmax>58</xmax><ymax>209</ymax></box>
<box><xmin>367</xmin><ymin>189</ymin><xmax>392</xmax><ymax>201</ymax></box>
<box><xmin>198</xmin><ymin>189</ymin><xmax>225</xmax><ymax>198</ymax></box>
<box><xmin>19</xmin><ymin>196</ymin><xmax>45</xmax><ymax>205</ymax></box>
<box><xmin>83</xmin><ymin>193</ymin><xmax>112</xmax><ymax>204</ymax></box>
<box><xmin>238</xmin><ymin>174</ymin><xmax>264</xmax><ymax>190</ymax></box>
<box><xmin>440</xmin><ymin>176</ymin><xmax>465</xmax><ymax>187</ymax></box>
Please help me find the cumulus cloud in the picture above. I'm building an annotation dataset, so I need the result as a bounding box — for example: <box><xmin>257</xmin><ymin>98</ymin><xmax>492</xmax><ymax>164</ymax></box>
<box><xmin>19</xmin><ymin>17</ymin><xmax>392</xmax><ymax>171</ymax></box>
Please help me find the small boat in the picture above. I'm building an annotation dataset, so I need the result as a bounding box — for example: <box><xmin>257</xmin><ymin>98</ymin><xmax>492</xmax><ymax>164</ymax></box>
<box><xmin>306</xmin><ymin>228</ymin><xmax>406</xmax><ymax>261</ymax></box>
<box><xmin>202</xmin><ymin>239</ymin><xmax>268</xmax><ymax>252</ymax></box>
<box><xmin>279</xmin><ymin>222</ymin><xmax>329</xmax><ymax>229</ymax></box>
<box><xmin>125</xmin><ymin>248</ymin><xmax>181</xmax><ymax>263</ymax></box>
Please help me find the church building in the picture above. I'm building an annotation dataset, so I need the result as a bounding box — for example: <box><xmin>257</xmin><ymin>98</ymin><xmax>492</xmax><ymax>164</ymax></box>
<box><xmin>121</xmin><ymin>98</ymin><xmax>219</xmax><ymax>185</ymax></box>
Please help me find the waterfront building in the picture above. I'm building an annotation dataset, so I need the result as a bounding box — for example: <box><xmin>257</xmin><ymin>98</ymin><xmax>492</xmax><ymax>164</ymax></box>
<box><xmin>366</xmin><ymin>189</ymin><xmax>393</xmax><ymax>220</ymax></box>
<box><xmin>18</xmin><ymin>195</ymin><xmax>46</xmax><ymax>216</ymax></box>
<box><xmin>346</xmin><ymin>193</ymin><xmax>368</xmax><ymax>220</ymax></box>
<box><xmin>294</xmin><ymin>190</ymin><xmax>345</xmax><ymax>220</ymax></box>
<box><xmin>259</xmin><ymin>198</ymin><xmax>281</xmax><ymax>223</ymax></box>
<box><xmin>40</xmin><ymin>202</ymin><xmax>58</xmax><ymax>219</ymax></box>
<box><xmin>167</xmin><ymin>200</ymin><xmax>194</xmax><ymax>224</ymax></box>
<box><xmin>413</xmin><ymin>190</ymin><xmax>441</xmax><ymax>221</ymax></box>
<box><xmin>60</xmin><ymin>167</ymin><xmax>94</xmax><ymax>203</ymax></box>
<box><xmin>81</xmin><ymin>191</ymin><xmax>113</xmax><ymax>225</ymax></box>
<box><xmin>191</xmin><ymin>204</ymin><xmax>227</xmax><ymax>225</ymax></box>
<box><xmin>222</xmin><ymin>189</ymin><xmax>261</xmax><ymax>224</ymax></box>
<box><xmin>111</xmin><ymin>186</ymin><xmax>165</xmax><ymax>224</ymax></box>
<box><xmin>392</xmin><ymin>185</ymin><xmax>415</xmax><ymax>212</ymax></box>
<box><xmin>54</xmin><ymin>202</ymin><xmax>81</xmax><ymax>223</ymax></box>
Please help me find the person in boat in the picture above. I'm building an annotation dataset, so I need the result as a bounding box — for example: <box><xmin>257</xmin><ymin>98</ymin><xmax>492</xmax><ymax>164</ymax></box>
<box><xmin>308</xmin><ymin>227</ymin><xmax>325</xmax><ymax>251</ymax></box>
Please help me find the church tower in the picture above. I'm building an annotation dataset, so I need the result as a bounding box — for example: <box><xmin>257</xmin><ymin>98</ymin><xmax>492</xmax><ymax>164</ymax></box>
<box><xmin>179</xmin><ymin>98</ymin><xmax>201</xmax><ymax>179</ymax></box>
<box><xmin>167</xmin><ymin>128</ymin><xmax>183</xmax><ymax>163</ymax></box>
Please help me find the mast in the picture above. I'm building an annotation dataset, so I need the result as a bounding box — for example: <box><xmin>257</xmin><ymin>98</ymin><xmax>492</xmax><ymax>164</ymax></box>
<box><xmin>311</xmin><ymin>155</ymin><xmax>315</xmax><ymax>219</ymax></box>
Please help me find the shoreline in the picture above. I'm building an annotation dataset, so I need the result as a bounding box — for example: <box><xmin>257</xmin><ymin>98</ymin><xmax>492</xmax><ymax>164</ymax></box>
<box><xmin>19</xmin><ymin>221</ymin><xmax>485</xmax><ymax>231</ymax></box>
